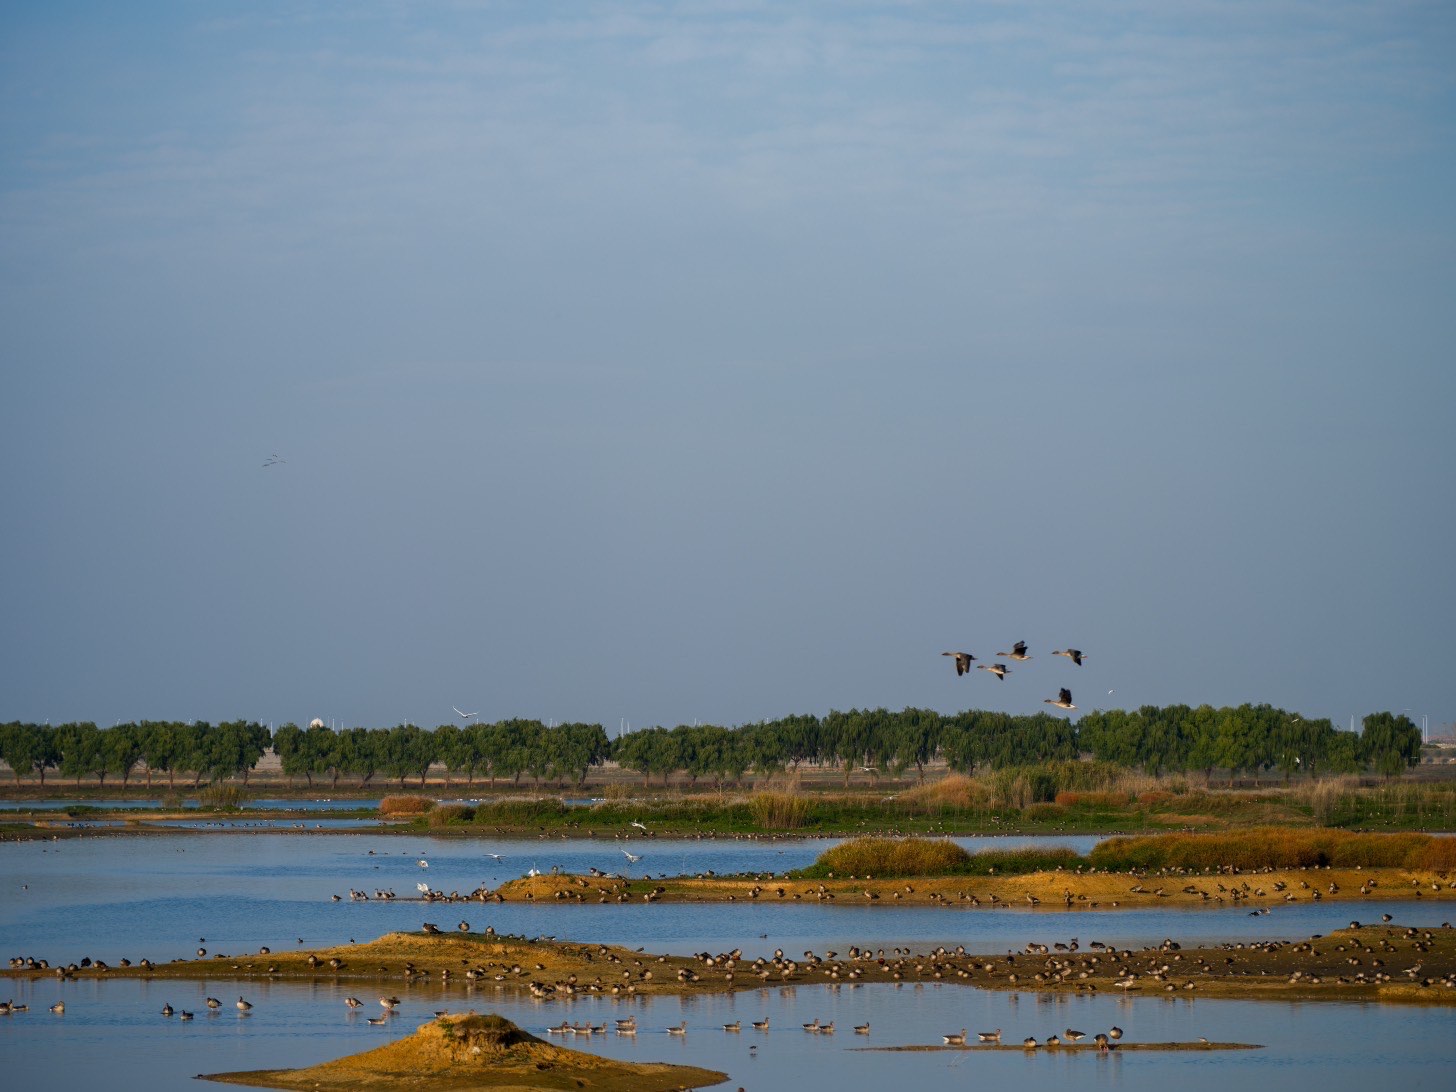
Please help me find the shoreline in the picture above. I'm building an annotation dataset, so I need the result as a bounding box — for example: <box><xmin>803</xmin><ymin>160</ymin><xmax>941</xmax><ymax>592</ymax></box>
<box><xmin>7</xmin><ymin>923</ymin><xmax>1455</xmax><ymax>1005</ymax></box>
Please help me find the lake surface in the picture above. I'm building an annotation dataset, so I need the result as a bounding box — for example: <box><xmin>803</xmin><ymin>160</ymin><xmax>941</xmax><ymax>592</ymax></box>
<box><xmin>1</xmin><ymin>832</ymin><xmax>1453</xmax><ymax>1090</ymax></box>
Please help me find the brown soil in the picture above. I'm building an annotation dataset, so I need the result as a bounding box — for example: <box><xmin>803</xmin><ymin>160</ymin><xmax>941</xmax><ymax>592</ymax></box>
<box><xmin>201</xmin><ymin>1012</ymin><xmax>726</xmax><ymax>1091</ymax></box>
<box><xmin>10</xmin><ymin>923</ymin><xmax>1454</xmax><ymax>1005</ymax></box>
<box><xmin>494</xmin><ymin>866</ymin><xmax>1456</xmax><ymax>912</ymax></box>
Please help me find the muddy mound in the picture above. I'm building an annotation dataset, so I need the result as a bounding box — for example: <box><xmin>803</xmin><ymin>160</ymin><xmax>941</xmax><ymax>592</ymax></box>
<box><xmin>202</xmin><ymin>1012</ymin><xmax>726</xmax><ymax>1091</ymax></box>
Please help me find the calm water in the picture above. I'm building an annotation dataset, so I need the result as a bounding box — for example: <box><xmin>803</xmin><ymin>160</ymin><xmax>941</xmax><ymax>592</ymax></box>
<box><xmin>1</xmin><ymin>833</ymin><xmax>1453</xmax><ymax>1090</ymax></box>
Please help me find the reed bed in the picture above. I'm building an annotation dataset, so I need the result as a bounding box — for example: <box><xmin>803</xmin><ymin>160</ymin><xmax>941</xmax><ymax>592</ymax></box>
<box><xmin>378</xmin><ymin>795</ymin><xmax>435</xmax><ymax>817</ymax></box>
<box><xmin>426</xmin><ymin>803</ymin><xmax>473</xmax><ymax>826</ymax></box>
<box><xmin>800</xmin><ymin>836</ymin><xmax>1083</xmax><ymax>878</ymax></box>
<box><xmin>1090</xmin><ymin>828</ymin><xmax>1456</xmax><ymax>872</ymax></box>
<box><xmin>196</xmin><ymin>784</ymin><xmax>248</xmax><ymax>810</ymax></box>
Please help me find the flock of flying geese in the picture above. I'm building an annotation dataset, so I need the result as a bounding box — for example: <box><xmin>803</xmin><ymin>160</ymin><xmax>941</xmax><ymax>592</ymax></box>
<box><xmin>942</xmin><ymin>641</ymin><xmax>1085</xmax><ymax>711</ymax></box>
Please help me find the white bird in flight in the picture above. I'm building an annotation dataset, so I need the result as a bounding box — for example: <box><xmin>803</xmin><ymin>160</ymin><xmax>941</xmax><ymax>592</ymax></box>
<box><xmin>452</xmin><ymin>706</ymin><xmax>478</xmax><ymax>721</ymax></box>
<box><xmin>622</xmin><ymin>850</ymin><xmax>642</xmax><ymax>864</ymax></box>
<box><xmin>416</xmin><ymin>881</ymin><xmax>430</xmax><ymax>893</ymax></box>
<box><xmin>417</xmin><ymin>859</ymin><xmax>429</xmax><ymax>868</ymax></box>
<box><xmin>630</xmin><ymin>820</ymin><xmax>648</xmax><ymax>831</ymax></box>
<box><xmin>487</xmin><ymin>853</ymin><xmax>505</xmax><ymax>862</ymax></box>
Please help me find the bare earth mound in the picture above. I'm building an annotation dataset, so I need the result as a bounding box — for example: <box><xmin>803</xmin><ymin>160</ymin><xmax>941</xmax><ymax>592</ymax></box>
<box><xmin>201</xmin><ymin>1012</ymin><xmax>727</xmax><ymax>1091</ymax></box>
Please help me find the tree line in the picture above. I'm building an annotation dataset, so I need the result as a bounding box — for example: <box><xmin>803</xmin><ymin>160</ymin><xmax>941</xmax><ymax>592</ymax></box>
<box><xmin>0</xmin><ymin>705</ymin><xmax>1424</xmax><ymax>790</ymax></box>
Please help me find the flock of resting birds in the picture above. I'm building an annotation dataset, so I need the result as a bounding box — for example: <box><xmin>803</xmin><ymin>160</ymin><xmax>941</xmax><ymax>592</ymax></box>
<box><xmin>942</xmin><ymin>640</ymin><xmax>1084</xmax><ymax>711</ymax></box>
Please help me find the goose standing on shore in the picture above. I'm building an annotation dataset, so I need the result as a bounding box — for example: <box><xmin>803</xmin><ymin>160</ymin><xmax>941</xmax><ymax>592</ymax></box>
<box><xmin>943</xmin><ymin>1029</ymin><xmax>967</xmax><ymax>1045</ymax></box>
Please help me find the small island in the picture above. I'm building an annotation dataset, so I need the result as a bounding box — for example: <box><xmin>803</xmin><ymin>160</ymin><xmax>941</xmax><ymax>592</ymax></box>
<box><xmin>202</xmin><ymin>1012</ymin><xmax>727</xmax><ymax>1091</ymax></box>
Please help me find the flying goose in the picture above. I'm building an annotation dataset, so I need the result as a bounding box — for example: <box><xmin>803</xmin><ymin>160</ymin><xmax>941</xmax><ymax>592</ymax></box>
<box><xmin>977</xmin><ymin>663</ymin><xmax>1011</xmax><ymax>680</ymax></box>
<box><xmin>998</xmin><ymin>641</ymin><xmax>1031</xmax><ymax>660</ymax></box>
<box><xmin>1044</xmin><ymin>688</ymin><xmax>1076</xmax><ymax>710</ymax></box>
<box><xmin>1052</xmin><ymin>648</ymin><xmax>1086</xmax><ymax>665</ymax></box>
<box><xmin>942</xmin><ymin>651</ymin><xmax>976</xmax><ymax>676</ymax></box>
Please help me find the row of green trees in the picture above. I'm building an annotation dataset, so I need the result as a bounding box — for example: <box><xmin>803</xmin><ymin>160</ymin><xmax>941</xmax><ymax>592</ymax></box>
<box><xmin>0</xmin><ymin>706</ymin><xmax>1423</xmax><ymax>789</ymax></box>
<box><xmin>0</xmin><ymin>720</ymin><xmax>271</xmax><ymax>788</ymax></box>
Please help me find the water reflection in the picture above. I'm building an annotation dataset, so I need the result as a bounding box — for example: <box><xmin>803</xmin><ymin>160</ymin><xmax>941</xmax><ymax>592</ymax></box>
<box><xmin>0</xmin><ymin>974</ymin><xmax>1450</xmax><ymax>1092</ymax></box>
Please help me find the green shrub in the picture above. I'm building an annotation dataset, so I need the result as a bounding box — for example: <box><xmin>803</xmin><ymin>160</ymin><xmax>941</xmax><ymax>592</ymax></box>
<box><xmin>198</xmin><ymin>784</ymin><xmax>247</xmax><ymax>810</ymax></box>
<box><xmin>428</xmin><ymin>803</ymin><xmax>474</xmax><ymax>827</ymax></box>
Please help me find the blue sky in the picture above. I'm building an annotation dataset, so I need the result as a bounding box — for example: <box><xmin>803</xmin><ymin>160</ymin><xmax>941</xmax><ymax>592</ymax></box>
<box><xmin>2</xmin><ymin>1</ymin><xmax>1452</xmax><ymax>735</ymax></box>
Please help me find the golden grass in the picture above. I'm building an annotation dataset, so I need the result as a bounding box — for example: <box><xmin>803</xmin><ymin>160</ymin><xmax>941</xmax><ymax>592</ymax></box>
<box><xmin>900</xmin><ymin>774</ymin><xmax>989</xmax><ymax>811</ymax></box>
<box><xmin>813</xmin><ymin>836</ymin><xmax>973</xmax><ymax>876</ymax></box>
<box><xmin>749</xmin><ymin>790</ymin><xmax>809</xmax><ymax>829</ymax></box>
<box><xmin>378</xmin><ymin>795</ymin><xmax>434</xmax><ymax>817</ymax></box>
<box><xmin>1091</xmin><ymin>828</ymin><xmax>1455</xmax><ymax>871</ymax></box>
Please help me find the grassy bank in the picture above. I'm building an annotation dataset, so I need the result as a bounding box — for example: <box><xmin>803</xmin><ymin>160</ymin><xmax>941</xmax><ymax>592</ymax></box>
<box><xmin>5</xmin><ymin>770</ymin><xmax>1455</xmax><ymax>840</ymax></box>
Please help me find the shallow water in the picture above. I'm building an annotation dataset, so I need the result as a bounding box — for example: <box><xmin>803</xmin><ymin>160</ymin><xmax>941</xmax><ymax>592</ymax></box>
<box><xmin>2</xmin><ymin>832</ymin><xmax>1453</xmax><ymax>1090</ymax></box>
<box><xmin>0</xmin><ymin>975</ymin><xmax>1451</xmax><ymax>1092</ymax></box>
<box><xmin>0</xmin><ymin>833</ymin><xmax>1439</xmax><ymax>966</ymax></box>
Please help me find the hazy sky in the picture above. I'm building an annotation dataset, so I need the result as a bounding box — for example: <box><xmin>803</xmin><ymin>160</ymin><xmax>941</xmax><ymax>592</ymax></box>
<box><xmin>2</xmin><ymin>1</ymin><xmax>1452</xmax><ymax>735</ymax></box>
